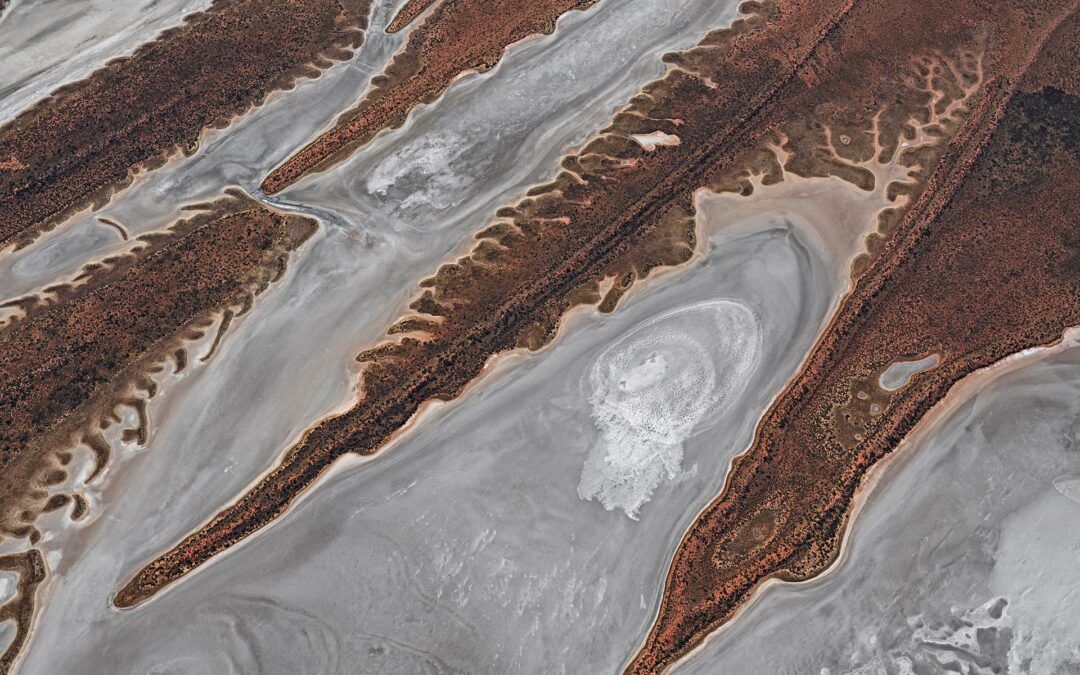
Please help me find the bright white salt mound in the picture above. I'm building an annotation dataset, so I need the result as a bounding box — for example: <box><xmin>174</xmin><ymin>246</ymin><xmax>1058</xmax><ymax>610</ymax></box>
<box><xmin>577</xmin><ymin>300</ymin><xmax>760</xmax><ymax>518</ymax></box>
<box><xmin>1052</xmin><ymin>475</ymin><xmax>1080</xmax><ymax>504</ymax></box>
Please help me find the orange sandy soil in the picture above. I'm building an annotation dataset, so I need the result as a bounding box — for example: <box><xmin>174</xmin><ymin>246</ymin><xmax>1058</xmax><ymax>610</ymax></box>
<box><xmin>116</xmin><ymin>0</ymin><xmax>1076</xmax><ymax>636</ymax></box>
<box><xmin>0</xmin><ymin>191</ymin><xmax>314</xmax><ymax>672</ymax></box>
<box><xmin>260</xmin><ymin>0</ymin><xmax>598</xmax><ymax>193</ymax></box>
<box><xmin>385</xmin><ymin>0</ymin><xmax>439</xmax><ymax>33</ymax></box>
<box><xmin>0</xmin><ymin>0</ymin><xmax>371</xmax><ymax>252</ymax></box>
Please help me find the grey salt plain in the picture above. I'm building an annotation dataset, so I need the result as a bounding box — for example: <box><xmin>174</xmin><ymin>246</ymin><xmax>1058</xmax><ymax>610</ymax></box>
<box><xmin>17</xmin><ymin>216</ymin><xmax>835</xmax><ymax>674</ymax></box>
<box><xmin>0</xmin><ymin>0</ymin><xmax>750</xmax><ymax>555</ymax></box>
<box><xmin>6</xmin><ymin>0</ymin><xmax>1078</xmax><ymax>673</ymax></box>
<box><xmin>679</xmin><ymin>345</ymin><xmax>1080</xmax><ymax>674</ymax></box>
<box><xmin>3</xmin><ymin>0</ymin><xmax>747</xmax><ymax>669</ymax></box>
<box><xmin>0</xmin><ymin>0</ymin><xmax>741</xmax><ymax>297</ymax></box>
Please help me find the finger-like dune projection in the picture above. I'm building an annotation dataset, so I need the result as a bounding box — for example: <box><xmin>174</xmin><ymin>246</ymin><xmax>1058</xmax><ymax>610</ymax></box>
<box><xmin>579</xmin><ymin>301</ymin><xmax>760</xmax><ymax>518</ymax></box>
<box><xmin>0</xmin><ymin>191</ymin><xmax>315</xmax><ymax>547</ymax></box>
<box><xmin>260</xmin><ymin>0</ymin><xmax>599</xmax><ymax>194</ymax></box>
<box><xmin>118</xmin><ymin>0</ymin><xmax>1072</xmax><ymax>619</ymax></box>
<box><xmin>0</xmin><ymin>550</ymin><xmax>44</xmax><ymax>675</ymax></box>
<box><xmin>0</xmin><ymin>190</ymin><xmax>315</xmax><ymax>671</ymax></box>
<box><xmin>0</xmin><ymin>0</ymin><xmax>371</xmax><ymax>251</ymax></box>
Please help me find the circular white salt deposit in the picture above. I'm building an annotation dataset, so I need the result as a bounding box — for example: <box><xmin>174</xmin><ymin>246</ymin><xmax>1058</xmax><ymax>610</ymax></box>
<box><xmin>577</xmin><ymin>300</ymin><xmax>761</xmax><ymax>518</ymax></box>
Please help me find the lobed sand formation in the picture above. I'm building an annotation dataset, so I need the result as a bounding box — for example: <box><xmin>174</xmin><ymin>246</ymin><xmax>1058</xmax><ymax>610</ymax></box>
<box><xmin>260</xmin><ymin>0</ymin><xmax>600</xmax><ymax>194</ymax></box>
<box><xmin>115</xmin><ymin>0</ymin><xmax>1062</xmax><ymax>611</ymax></box>
<box><xmin>0</xmin><ymin>0</ymin><xmax>372</xmax><ymax>252</ymax></box>
<box><xmin>0</xmin><ymin>192</ymin><xmax>315</xmax><ymax>669</ymax></box>
<box><xmin>0</xmin><ymin>0</ymin><xmax>1070</xmax><ymax>672</ymax></box>
<box><xmin>0</xmin><ymin>191</ymin><xmax>315</xmax><ymax>542</ymax></box>
<box><xmin>0</xmin><ymin>551</ymin><xmax>43</xmax><ymax>675</ymax></box>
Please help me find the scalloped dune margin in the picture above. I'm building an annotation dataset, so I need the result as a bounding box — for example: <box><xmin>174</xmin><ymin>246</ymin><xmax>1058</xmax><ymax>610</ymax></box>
<box><xmin>627</xmin><ymin>2</ymin><xmax>1080</xmax><ymax>671</ymax></box>
<box><xmin>0</xmin><ymin>191</ymin><xmax>317</xmax><ymax>672</ymax></box>
<box><xmin>260</xmin><ymin>0</ymin><xmax>600</xmax><ymax>194</ymax></box>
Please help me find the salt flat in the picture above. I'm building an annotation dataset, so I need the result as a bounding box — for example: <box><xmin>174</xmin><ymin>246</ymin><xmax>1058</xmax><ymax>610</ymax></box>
<box><xmin>17</xmin><ymin>215</ymin><xmax>834</xmax><ymax>673</ymax></box>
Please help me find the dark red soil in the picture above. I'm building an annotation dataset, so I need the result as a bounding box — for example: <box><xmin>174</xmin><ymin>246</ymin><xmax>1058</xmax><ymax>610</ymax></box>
<box><xmin>0</xmin><ymin>192</ymin><xmax>315</xmax><ymax>548</ymax></box>
<box><xmin>628</xmin><ymin>4</ymin><xmax>1080</xmax><ymax>672</ymax></box>
<box><xmin>118</xmin><ymin>3</ymin><xmax>1078</xmax><ymax>656</ymax></box>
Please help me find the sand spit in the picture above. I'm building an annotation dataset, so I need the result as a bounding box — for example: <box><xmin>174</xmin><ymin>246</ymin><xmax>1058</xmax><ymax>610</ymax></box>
<box><xmin>117</xmin><ymin>0</ymin><xmax>1044</xmax><ymax>611</ymax></box>
<box><xmin>654</xmin><ymin>325</ymin><xmax>1080</xmax><ymax>674</ymax></box>
<box><xmin>385</xmin><ymin>0</ymin><xmax>440</xmax><ymax>33</ymax></box>
<box><xmin>0</xmin><ymin>189</ymin><xmax>314</xmax><ymax>567</ymax></box>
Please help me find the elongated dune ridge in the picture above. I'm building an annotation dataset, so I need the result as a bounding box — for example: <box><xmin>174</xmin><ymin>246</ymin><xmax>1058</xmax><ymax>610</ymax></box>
<box><xmin>629</xmin><ymin>4</ymin><xmax>1080</xmax><ymax>672</ymax></box>
<box><xmin>0</xmin><ymin>0</ymin><xmax>1075</xmax><ymax>672</ymax></box>
<box><xmin>0</xmin><ymin>192</ymin><xmax>315</xmax><ymax>670</ymax></box>
<box><xmin>0</xmin><ymin>0</ymin><xmax>371</xmax><ymax>252</ymax></box>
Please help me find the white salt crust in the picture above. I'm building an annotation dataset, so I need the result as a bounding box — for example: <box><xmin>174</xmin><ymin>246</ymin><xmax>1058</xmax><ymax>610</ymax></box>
<box><xmin>577</xmin><ymin>300</ymin><xmax>760</xmax><ymax>518</ymax></box>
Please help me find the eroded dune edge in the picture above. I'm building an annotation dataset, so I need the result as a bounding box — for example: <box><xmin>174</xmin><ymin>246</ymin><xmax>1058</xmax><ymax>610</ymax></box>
<box><xmin>261</xmin><ymin>0</ymin><xmax>600</xmax><ymax>193</ymax></box>
<box><xmin>0</xmin><ymin>0</ymin><xmax>1074</xmax><ymax>672</ymax></box>
<box><xmin>628</xmin><ymin>3</ymin><xmax>1080</xmax><ymax>672</ymax></box>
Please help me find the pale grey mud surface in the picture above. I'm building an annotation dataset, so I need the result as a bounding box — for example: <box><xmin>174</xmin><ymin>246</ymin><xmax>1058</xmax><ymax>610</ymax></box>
<box><xmin>678</xmin><ymin>346</ymin><xmax>1080</xmax><ymax>674</ymax></box>
<box><xmin>0</xmin><ymin>0</ymin><xmax>739</xmax><ymax>299</ymax></box>
<box><xmin>10</xmin><ymin>0</ymin><xmax>1074</xmax><ymax>671</ymax></box>
<box><xmin>0</xmin><ymin>0</ymin><xmax>745</xmax><ymax>565</ymax></box>
<box><xmin>16</xmin><ymin>221</ymin><xmax>833</xmax><ymax>674</ymax></box>
<box><xmin>879</xmin><ymin>354</ymin><xmax>940</xmax><ymax>391</ymax></box>
<box><xmin>0</xmin><ymin>0</ymin><xmax>210</xmax><ymax>125</ymax></box>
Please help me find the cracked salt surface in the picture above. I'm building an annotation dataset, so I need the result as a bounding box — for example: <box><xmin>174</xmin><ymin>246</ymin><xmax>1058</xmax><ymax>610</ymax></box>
<box><xmin>577</xmin><ymin>300</ymin><xmax>761</xmax><ymax>518</ymax></box>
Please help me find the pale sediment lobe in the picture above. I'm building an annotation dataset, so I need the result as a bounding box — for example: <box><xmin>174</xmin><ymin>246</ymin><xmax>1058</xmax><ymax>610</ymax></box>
<box><xmin>578</xmin><ymin>301</ymin><xmax>760</xmax><ymax>518</ymax></box>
